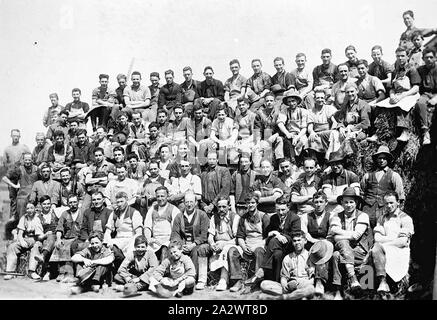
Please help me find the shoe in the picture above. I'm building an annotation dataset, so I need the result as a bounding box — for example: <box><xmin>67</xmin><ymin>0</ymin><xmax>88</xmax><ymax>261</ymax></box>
<box><xmin>215</xmin><ymin>279</ymin><xmax>227</xmax><ymax>291</ymax></box>
<box><xmin>377</xmin><ymin>279</ymin><xmax>390</xmax><ymax>293</ymax></box>
<box><xmin>314</xmin><ymin>279</ymin><xmax>324</xmax><ymax>296</ymax></box>
<box><xmin>30</xmin><ymin>272</ymin><xmax>41</xmax><ymax>280</ymax></box>
<box><xmin>42</xmin><ymin>273</ymin><xmax>50</xmax><ymax>282</ymax></box>
<box><xmin>34</xmin><ymin>254</ymin><xmax>44</xmax><ymax>263</ymax></box>
<box><xmin>366</xmin><ymin>134</ymin><xmax>378</xmax><ymax>142</ymax></box>
<box><xmin>56</xmin><ymin>274</ymin><xmax>65</xmax><ymax>282</ymax></box>
<box><xmin>423</xmin><ymin>132</ymin><xmax>431</xmax><ymax>145</ymax></box>
<box><xmin>195</xmin><ymin>282</ymin><xmax>206</xmax><ymax>290</ymax></box>
<box><xmin>229</xmin><ymin>280</ymin><xmax>243</xmax><ymax>293</ymax></box>
<box><xmin>3</xmin><ymin>274</ymin><xmax>15</xmax><ymax>280</ymax></box>
<box><xmin>333</xmin><ymin>290</ymin><xmax>343</xmax><ymax>300</ymax></box>
<box><xmin>245</xmin><ymin>275</ymin><xmax>263</xmax><ymax>286</ymax></box>
<box><xmin>349</xmin><ymin>275</ymin><xmax>361</xmax><ymax>290</ymax></box>
<box><xmin>174</xmin><ymin>291</ymin><xmax>183</xmax><ymax>298</ymax></box>
<box><xmin>397</xmin><ymin>130</ymin><xmax>410</xmax><ymax>142</ymax></box>
<box><xmin>70</xmin><ymin>286</ymin><xmax>83</xmax><ymax>295</ymax></box>
<box><xmin>91</xmin><ymin>284</ymin><xmax>100</xmax><ymax>293</ymax></box>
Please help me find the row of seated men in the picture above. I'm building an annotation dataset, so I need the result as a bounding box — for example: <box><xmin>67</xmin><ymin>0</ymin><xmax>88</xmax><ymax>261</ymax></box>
<box><xmin>2</xmin><ymin>142</ymin><xmax>413</xmax><ymax>299</ymax></box>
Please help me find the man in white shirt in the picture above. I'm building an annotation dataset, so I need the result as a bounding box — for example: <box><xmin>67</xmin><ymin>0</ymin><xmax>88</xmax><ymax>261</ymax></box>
<box><xmin>168</xmin><ymin>160</ymin><xmax>202</xmax><ymax>211</ymax></box>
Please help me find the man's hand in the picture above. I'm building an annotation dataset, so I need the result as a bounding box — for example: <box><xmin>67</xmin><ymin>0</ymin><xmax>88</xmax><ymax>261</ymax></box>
<box><xmin>150</xmin><ymin>238</ymin><xmax>162</xmax><ymax>247</ymax></box>
<box><xmin>83</xmin><ymin>258</ymin><xmax>93</xmax><ymax>267</ymax></box>
<box><xmin>428</xmin><ymin>96</ymin><xmax>437</xmax><ymax>106</ymax></box>
<box><xmin>55</xmin><ymin>239</ymin><xmax>64</xmax><ymax>249</ymax></box>
<box><xmin>204</xmin><ymin>204</ymin><xmax>214</xmax><ymax>214</ymax></box>
<box><xmin>285</xmin><ymin>132</ymin><xmax>293</xmax><ymax>140</ymax></box>
<box><xmin>308</xmin><ymin>132</ymin><xmax>319</xmax><ymax>143</ymax></box>
<box><xmin>292</xmin><ymin>135</ymin><xmax>299</xmax><ymax>146</ymax></box>
<box><xmin>389</xmin><ymin>94</ymin><xmax>401</xmax><ymax>104</ymax></box>
<box><xmin>13</xmin><ymin>182</ymin><xmax>21</xmax><ymax>189</ymax></box>
<box><xmin>275</xmin><ymin>234</ymin><xmax>288</xmax><ymax>244</ymax></box>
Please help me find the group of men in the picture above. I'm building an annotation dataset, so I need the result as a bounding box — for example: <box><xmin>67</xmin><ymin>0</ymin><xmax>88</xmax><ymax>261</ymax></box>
<box><xmin>0</xmin><ymin>9</ymin><xmax>434</xmax><ymax>299</ymax></box>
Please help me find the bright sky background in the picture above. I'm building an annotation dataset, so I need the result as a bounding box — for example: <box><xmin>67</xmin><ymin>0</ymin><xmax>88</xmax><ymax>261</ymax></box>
<box><xmin>1</xmin><ymin>0</ymin><xmax>437</xmax><ymax>152</ymax></box>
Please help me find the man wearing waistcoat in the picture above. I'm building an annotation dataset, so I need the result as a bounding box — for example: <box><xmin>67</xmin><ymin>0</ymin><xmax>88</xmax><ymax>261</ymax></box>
<box><xmin>170</xmin><ymin>192</ymin><xmax>210</xmax><ymax>290</ymax></box>
<box><xmin>361</xmin><ymin>146</ymin><xmax>404</xmax><ymax>228</ymax></box>
<box><xmin>330</xmin><ymin>187</ymin><xmax>373</xmax><ymax>300</ymax></box>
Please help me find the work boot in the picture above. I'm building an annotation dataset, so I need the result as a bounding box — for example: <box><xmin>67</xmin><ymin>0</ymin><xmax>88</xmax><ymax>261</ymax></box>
<box><xmin>349</xmin><ymin>274</ymin><xmax>361</xmax><ymax>290</ymax></box>
<box><xmin>195</xmin><ymin>257</ymin><xmax>208</xmax><ymax>290</ymax></box>
<box><xmin>70</xmin><ymin>286</ymin><xmax>83</xmax><ymax>295</ymax></box>
<box><xmin>245</xmin><ymin>268</ymin><xmax>264</xmax><ymax>285</ymax></box>
<box><xmin>29</xmin><ymin>272</ymin><xmax>41</xmax><ymax>280</ymax></box>
<box><xmin>216</xmin><ymin>278</ymin><xmax>227</xmax><ymax>291</ymax></box>
<box><xmin>397</xmin><ymin>129</ymin><xmax>410</xmax><ymax>142</ymax></box>
<box><xmin>56</xmin><ymin>273</ymin><xmax>65</xmax><ymax>282</ymax></box>
<box><xmin>377</xmin><ymin>278</ymin><xmax>390</xmax><ymax>293</ymax></box>
<box><xmin>3</xmin><ymin>274</ymin><xmax>15</xmax><ymax>280</ymax></box>
<box><xmin>91</xmin><ymin>284</ymin><xmax>101</xmax><ymax>293</ymax></box>
<box><xmin>423</xmin><ymin>131</ymin><xmax>431</xmax><ymax>145</ymax></box>
<box><xmin>333</xmin><ymin>290</ymin><xmax>343</xmax><ymax>300</ymax></box>
<box><xmin>42</xmin><ymin>272</ymin><xmax>50</xmax><ymax>282</ymax></box>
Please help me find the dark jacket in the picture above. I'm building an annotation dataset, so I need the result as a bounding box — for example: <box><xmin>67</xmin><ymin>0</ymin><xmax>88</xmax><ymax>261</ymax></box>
<box><xmin>170</xmin><ymin>209</ymin><xmax>210</xmax><ymax>246</ymax></box>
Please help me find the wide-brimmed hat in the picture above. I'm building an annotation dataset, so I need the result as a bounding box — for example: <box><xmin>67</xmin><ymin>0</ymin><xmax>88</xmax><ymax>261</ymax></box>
<box><xmin>76</xmin><ymin>267</ymin><xmax>96</xmax><ymax>285</ymax></box>
<box><xmin>282</xmin><ymin>89</ymin><xmax>302</xmax><ymax>105</ymax></box>
<box><xmin>372</xmin><ymin>145</ymin><xmax>393</xmax><ymax>162</ymax></box>
<box><xmin>327</xmin><ymin>150</ymin><xmax>346</xmax><ymax>164</ymax></box>
<box><xmin>260</xmin><ymin>280</ymin><xmax>283</xmax><ymax>296</ymax></box>
<box><xmin>308</xmin><ymin>240</ymin><xmax>334</xmax><ymax>265</ymax></box>
<box><xmin>337</xmin><ymin>187</ymin><xmax>363</xmax><ymax>204</ymax></box>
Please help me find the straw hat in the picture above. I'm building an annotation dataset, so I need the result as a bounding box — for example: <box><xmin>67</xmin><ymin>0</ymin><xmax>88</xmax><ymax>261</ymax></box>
<box><xmin>308</xmin><ymin>240</ymin><xmax>334</xmax><ymax>265</ymax></box>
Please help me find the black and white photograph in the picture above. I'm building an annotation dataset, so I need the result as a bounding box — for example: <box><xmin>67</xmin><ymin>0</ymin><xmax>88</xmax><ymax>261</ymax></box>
<box><xmin>0</xmin><ymin>0</ymin><xmax>437</xmax><ymax>307</ymax></box>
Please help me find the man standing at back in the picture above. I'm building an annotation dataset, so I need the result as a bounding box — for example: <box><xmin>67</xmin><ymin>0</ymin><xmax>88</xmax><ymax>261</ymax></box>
<box><xmin>124</xmin><ymin>71</ymin><xmax>152</xmax><ymax>122</ymax></box>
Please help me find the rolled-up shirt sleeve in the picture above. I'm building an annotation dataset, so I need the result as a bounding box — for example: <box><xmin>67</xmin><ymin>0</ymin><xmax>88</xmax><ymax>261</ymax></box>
<box><xmin>391</xmin><ymin>172</ymin><xmax>405</xmax><ymax>201</ymax></box>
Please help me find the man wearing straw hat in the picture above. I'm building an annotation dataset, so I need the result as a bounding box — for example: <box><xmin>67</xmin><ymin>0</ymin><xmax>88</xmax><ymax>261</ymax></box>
<box><xmin>330</xmin><ymin>187</ymin><xmax>373</xmax><ymax>300</ymax></box>
<box><xmin>361</xmin><ymin>145</ymin><xmax>404</xmax><ymax>228</ymax></box>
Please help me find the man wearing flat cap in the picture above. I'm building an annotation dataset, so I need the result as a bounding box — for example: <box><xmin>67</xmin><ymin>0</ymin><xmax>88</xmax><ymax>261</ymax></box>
<box><xmin>329</xmin><ymin>187</ymin><xmax>373</xmax><ymax>300</ymax></box>
<box><xmin>361</xmin><ymin>145</ymin><xmax>405</xmax><ymax>228</ymax></box>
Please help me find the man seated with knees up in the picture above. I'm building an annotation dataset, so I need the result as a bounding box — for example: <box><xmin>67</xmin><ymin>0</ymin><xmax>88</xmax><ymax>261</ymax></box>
<box><xmin>70</xmin><ymin>232</ymin><xmax>114</xmax><ymax>294</ymax></box>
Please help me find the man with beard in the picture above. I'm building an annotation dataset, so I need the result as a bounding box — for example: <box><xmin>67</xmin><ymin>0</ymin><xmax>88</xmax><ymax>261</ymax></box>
<box><xmin>43</xmin><ymin>93</ymin><xmax>63</xmax><ymax>128</ymax></box>
<box><xmin>104</xmin><ymin>191</ymin><xmax>143</xmax><ymax>270</ymax></box>
<box><xmin>114</xmin><ymin>235</ymin><xmax>159</xmax><ymax>294</ymax></box>
<box><xmin>145</xmin><ymin>122</ymin><xmax>169</xmax><ymax>160</ymax></box>
<box><xmin>170</xmin><ymin>192</ymin><xmax>210</xmax><ymax>290</ymax></box>
<box><xmin>64</xmin><ymin>88</ymin><xmax>90</xmax><ymax>126</ymax></box>
<box><xmin>47</xmin><ymin>130</ymin><xmax>73</xmax><ymax>180</ymax></box>
<box><xmin>249</xmin><ymin>197</ymin><xmax>301</xmax><ymax>283</ymax></box>
<box><xmin>277</xmin><ymin>90</ymin><xmax>308</xmax><ymax>161</ymax></box>
<box><xmin>230</xmin><ymin>153</ymin><xmax>257</xmax><ymax>216</ymax></box>
<box><xmin>2</xmin><ymin>152</ymin><xmax>38</xmax><ymax>239</ymax></box>
<box><xmin>90</xmin><ymin>74</ymin><xmax>116</xmax><ymax>130</ymax></box>
<box><xmin>29</xmin><ymin>164</ymin><xmax>61</xmax><ymax>209</ymax></box>
<box><xmin>250</xmin><ymin>159</ymin><xmax>286</xmax><ymax>215</ymax></box>
<box><xmin>169</xmin><ymin>159</ymin><xmax>202</xmax><ymax>211</ymax></box>
<box><xmin>224</xmin><ymin>59</ymin><xmax>247</xmax><ymax>116</ymax></box>
<box><xmin>158</xmin><ymin>70</ymin><xmax>182</xmax><ymax>117</ymax></box>
<box><xmin>188</xmin><ymin>103</ymin><xmax>212</xmax><ymax>165</ymax></box>
<box><xmin>124</xmin><ymin>71</ymin><xmax>152</xmax><ymax>122</ymax></box>
<box><xmin>245</xmin><ymin>59</ymin><xmax>272</xmax><ymax>112</ymax></box>
<box><xmin>229</xmin><ymin>193</ymin><xmax>269</xmax><ymax>292</ymax></box>
<box><xmin>322</xmin><ymin>151</ymin><xmax>360</xmax><ymax>215</ymax></box>
<box><xmin>331</xmin><ymin>64</ymin><xmax>357</xmax><ymax>108</ymax></box>
<box><xmin>46</xmin><ymin>110</ymin><xmax>70</xmax><ymax>143</ymax></box>
<box><xmin>254</xmin><ymin>92</ymin><xmax>284</xmax><ymax>166</ymax></box>
<box><xmin>52</xmin><ymin>194</ymin><xmax>85</xmax><ymax>282</ymax></box>
<box><xmin>33</xmin><ymin>195</ymin><xmax>59</xmax><ymax>281</ymax></box>
<box><xmin>200</xmin><ymin>151</ymin><xmax>231</xmax><ymax>217</ymax></box>
<box><xmin>180</xmin><ymin>66</ymin><xmax>201</xmax><ymax>117</ymax></box>
<box><xmin>127</xmin><ymin>111</ymin><xmax>148</xmax><ymax>160</ymax></box>
<box><xmin>104</xmin><ymin>164</ymin><xmax>139</xmax><ymax>209</ymax></box>
<box><xmin>330</xmin><ymin>187</ymin><xmax>372</xmax><ymax>300</ymax></box>
<box><xmin>196</xmin><ymin>66</ymin><xmax>225</xmax><ymax>119</ymax></box>
<box><xmin>145</xmin><ymin>186</ymin><xmax>180</xmax><ymax>261</ymax></box>
<box><xmin>70</xmin><ymin>232</ymin><xmax>115</xmax><ymax>294</ymax></box>
<box><xmin>291</xmin><ymin>157</ymin><xmax>322</xmax><ymax>216</ymax></box>
<box><xmin>361</xmin><ymin>146</ymin><xmax>404</xmax><ymax>229</ymax></box>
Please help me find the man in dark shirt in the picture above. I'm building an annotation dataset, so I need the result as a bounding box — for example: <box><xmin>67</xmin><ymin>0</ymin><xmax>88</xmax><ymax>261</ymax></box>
<box><xmin>196</xmin><ymin>66</ymin><xmax>225</xmax><ymax>120</ymax></box>
<box><xmin>271</xmin><ymin>57</ymin><xmax>294</xmax><ymax>100</ymax></box>
<box><xmin>64</xmin><ymin>88</ymin><xmax>90</xmax><ymax>127</ymax></box>
<box><xmin>415</xmin><ymin>48</ymin><xmax>437</xmax><ymax>145</ymax></box>
<box><xmin>180</xmin><ymin>66</ymin><xmax>201</xmax><ymax>117</ymax></box>
<box><xmin>158</xmin><ymin>69</ymin><xmax>182</xmax><ymax>116</ymax></box>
